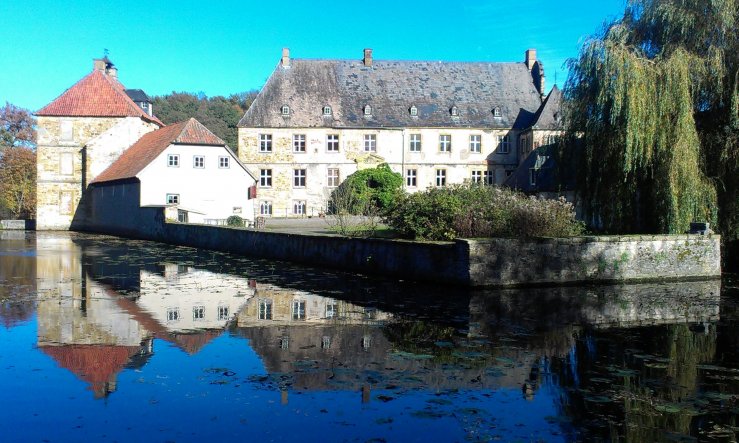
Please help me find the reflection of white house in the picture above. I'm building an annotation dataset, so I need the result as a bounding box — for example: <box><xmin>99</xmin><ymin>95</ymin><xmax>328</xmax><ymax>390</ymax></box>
<box><xmin>134</xmin><ymin>264</ymin><xmax>254</xmax><ymax>332</ymax></box>
<box><xmin>88</xmin><ymin>118</ymin><xmax>257</xmax><ymax>227</ymax></box>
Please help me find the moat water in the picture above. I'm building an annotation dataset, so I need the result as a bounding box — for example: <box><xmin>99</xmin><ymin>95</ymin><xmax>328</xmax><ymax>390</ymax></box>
<box><xmin>0</xmin><ymin>231</ymin><xmax>737</xmax><ymax>442</ymax></box>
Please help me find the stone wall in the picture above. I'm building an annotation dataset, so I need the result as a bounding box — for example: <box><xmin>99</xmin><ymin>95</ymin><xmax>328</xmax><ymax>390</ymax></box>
<box><xmin>79</xmin><ymin>209</ymin><xmax>721</xmax><ymax>287</ymax></box>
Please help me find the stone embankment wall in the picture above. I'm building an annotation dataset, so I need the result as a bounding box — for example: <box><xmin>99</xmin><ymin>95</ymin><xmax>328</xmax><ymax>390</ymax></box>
<box><xmin>78</xmin><ymin>209</ymin><xmax>721</xmax><ymax>287</ymax></box>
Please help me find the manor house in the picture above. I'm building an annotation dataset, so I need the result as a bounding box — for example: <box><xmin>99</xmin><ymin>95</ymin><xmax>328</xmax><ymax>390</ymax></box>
<box><xmin>238</xmin><ymin>48</ymin><xmax>563</xmax><ymax>217</ymax></box>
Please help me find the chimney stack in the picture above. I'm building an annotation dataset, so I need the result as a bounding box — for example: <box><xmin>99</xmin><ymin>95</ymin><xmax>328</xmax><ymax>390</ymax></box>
<box><xmin>93</xmin><ymin>58</ymin><xmax>107</xmax><ymax>71</ymax></box>
<box><xmin>281</xmin><ymin>48</ymin><xmax>290</xmax><ymax>68</ymax></box>
<box><xmin>525</xmin><ymin>49</ymin><xmax>536</xmax><ymax>71</ymax></box>
<box><xmin>363</xmin><ymin>48</ymin><xmax>373</xmax><ymax>67</ymax></box>
<box><xmin>107</xmin><ymin>66</ymin><xmax>118</xmax><ymax>78</ymax></box>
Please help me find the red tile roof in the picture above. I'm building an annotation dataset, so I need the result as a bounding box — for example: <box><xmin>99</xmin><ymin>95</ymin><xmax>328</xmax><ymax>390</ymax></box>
<box><xmin>36</xmin><ymin>69</ymin><xmax>163</xmax><ymax>126</ymax></box>
<box><xmin>90</xmin><ymin>118</ymin><xmax>226</xmax><ymax>184</ymax></box>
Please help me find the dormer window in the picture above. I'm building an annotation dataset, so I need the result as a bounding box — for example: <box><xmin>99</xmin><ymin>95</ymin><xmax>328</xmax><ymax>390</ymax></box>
<box><xmin>409</xmin><ymin>105</ymin><xmax>418</xmax><ymax>116</ymax></box>
<box><xmin>281</xmin><ymin>105</ymin><xmax>290</xmax><ymax>116</ymax></box>
<box><xmin>450</xmin><ymin>106</ymin><xmax>459</xmax><ymax>117</ymax></box>
<box><xmin>493</xmin><ymin>107</ymin><xmax>501</xmax><ymax>118</ymax></box>
<box><xmin>364</xmin><ymin>105</ymin><xmax>372</xmax><ymax>116</ymax></box>
<box><xmin>323</xmin><ymin>106</ymin><xmax>332</xmax><ymax>116</ymax></box>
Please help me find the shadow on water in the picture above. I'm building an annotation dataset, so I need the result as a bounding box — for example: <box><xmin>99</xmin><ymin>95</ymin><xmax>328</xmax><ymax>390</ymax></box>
<box><xmin>1</xmin><ymin>231</ymin><xmax>738</xmax><ymax>441</ymax></box>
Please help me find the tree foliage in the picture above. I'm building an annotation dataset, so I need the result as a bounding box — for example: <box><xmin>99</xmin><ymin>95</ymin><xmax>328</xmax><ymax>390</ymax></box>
<box><xmin>0</xmin><ymin>102</ymin><xmax>36</xmax><ymax>150</ymax></box>
<box><xmin>0</xmin><ymin>146</ymin><xmax>36</xmax><ymax>219</ymax></box>
<box><xmin>564</xmin><ymin>0</ymin><xmax>738</xmax><ymax>237</ymax></box>
<box><xmin>329</xmin><ymin>164</ymin><xmax>402</xmax><ymax>215</ymax></box>
<box><xmin>384</xmin><ymin>184</ymin><xmax>583</xmax><ymax>241</ymax></box>
<box><xmin>152</xmin><ymin>91</ymin><xmax>258</xmax><ymax>150</ymax></box>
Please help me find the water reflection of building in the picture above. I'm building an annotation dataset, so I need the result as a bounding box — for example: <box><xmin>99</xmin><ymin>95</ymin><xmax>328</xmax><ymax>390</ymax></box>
<box><xmin>0</xmin><ymin>231</ymin><xmax>37</xmax><ymax>328</ymax></box>
<box><xmin>33</xmin><ymin>234</ymin><xmax>255</xmax><ymax>396</ymax></box>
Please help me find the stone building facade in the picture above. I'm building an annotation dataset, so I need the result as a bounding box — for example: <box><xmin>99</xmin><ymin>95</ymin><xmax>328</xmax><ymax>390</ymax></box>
<box><xmin>238</xmin><ymin>48</ymin><xmax>561</xmax><ymax>217</ymax></box>
<box><xmin>35</xmin><ymin>58</ymin><xmax>162</xmax><ymax>230</ymax></box>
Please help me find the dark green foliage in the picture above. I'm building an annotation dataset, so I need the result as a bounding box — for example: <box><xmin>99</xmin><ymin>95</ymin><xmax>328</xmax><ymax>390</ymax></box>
<box><xmin>226</xmin><ymin>215</ymin><xmax>244</xmax><ymax>227</ymax></box>
<box><xmin>152</xmin><ymin>91</ymin><xmax>258</xmax><ymax>150</ymax></box>
<box><xmin>383</xmin><ymin>184</ymin><xmax>583</xmax><ymax>241</ymax></box>
<box><xmin>564</xmin><ymin>0</ymin><xmax>738</xmax><ymax>238</ymax></box>
<box><xmin>329</xmin><ymin>164</ymin><xmax>402</xmax><ymax>215</ymax></box>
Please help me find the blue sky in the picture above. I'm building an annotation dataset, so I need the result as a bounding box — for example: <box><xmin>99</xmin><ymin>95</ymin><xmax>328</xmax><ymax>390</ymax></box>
<box><xmin>1</xmin><ymin>0</ymin><xmax>625</xmax><ymax>111</ymax></box>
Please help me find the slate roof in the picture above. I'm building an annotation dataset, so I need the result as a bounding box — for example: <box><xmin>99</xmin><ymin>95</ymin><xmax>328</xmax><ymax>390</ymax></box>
<box><xmin>239</xmin><ymin>58</ymin><xmax>544</xmax><ymax>130</ymax></box>
<box><xmin>529</xmin><ymin>85</ymin><xmax>562</xmax><ymax>130</ymax></box>
<box><xmin>36</xmin><ymin>69</ymin><xmax>163</xmax><ymax>125</ymax></box>
<box><xmin>91</xmin><ymin>118</ymin><xmax>226</xmax><ymax>184</ymax></box>
<box><xmin>124</xmin><ymin>89</ymin><xmax>151</xmax><ymax>103</ymax></box>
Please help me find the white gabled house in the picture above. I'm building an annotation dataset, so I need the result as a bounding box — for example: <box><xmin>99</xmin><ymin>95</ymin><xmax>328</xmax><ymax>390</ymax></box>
<box><xmin>88</xmin><ymin>118</ymin><xmax>257</xmax><ymax>232</ymax></box>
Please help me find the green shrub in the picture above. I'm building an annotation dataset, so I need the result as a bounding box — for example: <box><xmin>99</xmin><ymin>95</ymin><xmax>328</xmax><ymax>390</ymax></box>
<box><xmin>384</xmin><ymin>184</ymin><xmax>584</xmax><ymax>240</ymax></box>
<box><xmin>226</xmin><ymin>215</ymin><xmax>244</xmax><ymax>227</ymax></box>
<box><xmin>329</xmin><ymin>164</ymin><xmax>402</xmax><ymax>215</ymax></box>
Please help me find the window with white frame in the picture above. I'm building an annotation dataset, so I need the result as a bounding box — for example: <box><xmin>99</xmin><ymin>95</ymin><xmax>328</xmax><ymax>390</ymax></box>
<box><xmin>166</xmin><ymin>194</ymin><xmax>180</xmax><ymax>204</ymax></box>
<box><xmin>410</xmin><ymin>105</ymin><xmax>418</xmax><ymax>116</ymax></box>
<box><xmin>326</xmin><ymin>134</ymin><xmax>339</xmax><ymax>152</ymax></box>
<box><xmin>436</xmin><ymin>169</ymin><xmax>447</xmax><ymax>187</ymax></box>
<box><xmin>322</xmin><ymin>336</ymin><xmax>331</xmax><ymax>349</ymax></box>
<box><xmin>409</xmin><ymin>133</ymin><xmax>421</xmax><ymax>152</ymax></box>
<box><xmin>493</xmin><ymin>107</ymin><xmax>501</xmax><ymax>118</ymax></box>
<box><xmin>168</xmin><ymin>154</ymin><xmax>179</xmax><ymax>167</ymax></box>
<box><xmin>193</xmin><ymin>305</ymin><xmax>205</xmax><ymax>320</ymax></box>
<box><xmin>219</xmin><ymin>156</ymin><xmax>230</xmax><ymax>168</ymax></box>
<box><xmin>259</xmin><ymin>169</ymin><xmax>272</xmax><ymax>187</ymax></box>
<box><xmin>60</xmin><ymin>121</ymin><xmax>73</xmax><ymax>142</ymax></box>
<box><xmin>497</xmin><ymin>135</ymin><xmax>510</xmax><ymax>154</ymax></box>
<box><xmin>293</xmin><ymin>169</ymin><xmax>306</xmax><ymax>187</ymax></box>
<box><xmin>364</xmin><ymin>134</ymin><xmax>376</xmax><ymax>152</ymax></box>
<box><xmin>280</xmin><ymin>336</ymin><xmax>289</xmax><ymax>349</ymax></box>
<box><xmin>326</xmin><ymin>301</ymin><xmax>338</xmax><ymax>318</ymax></box>
<box><xmin>471</xmin><ymin>170</ymin><xmax>482</xmax><ymax>183</ymax></box>
<box><xmin>484</xmin><ymin>170</ymin><xmax>495</xmax><ymax>185</ymax></box>
<box><xmin>193</xmin><ymin>155</ymin><xmax>204</xmax><ymax>168</ymax></box>
<box><xmin>469</xmin><ymin>134</ymin><xmax>481</xmax><ymax>153</ymax></box>
<box><xmin>259</xmin><ymin>134</ymin><xmax>272</xmax><ymax>152</ymax></box>
<box><xmin>293</xmin><ymin>200</ymin><xmax>306</xmax><ymax>215</ymax></box>
<box><xmin>166</xmin><ymin>308</ymin><xmax>180</xmax><ymax>322</ymax></box>
<box><xmin>258</xmin><ymin>299</ymin><xmax>273</xmax><ymax>320</ymax></box>
<box><xmin>364</xmin><ymin>105</ymin><xmax>372</xmax><ymax>116</ymax></box>
<box><xmin>281</xmin><ymin>105</ymin><xmax>290</xmax><ymax>116</ymax></box>
<box><xmin>293</xmin><ymin>134</ymin><xmax>306</xmax><ymax>152</ymax></box>
<box><xmin>59</xmin><ymin>152</ymin><xmax>73</xmax><ymax>175</ymax></box>
<box><xmin>450</xmin><ymin>106</ymin><xmax>459</xmax><ymax>116</ymax></box>
<box><xmin>260</xmin><ymin>201</ymin><xmax>273</xmax><ymax>216</ymax></box>
<box><xmin>327</xmin><ymin>168</ymin><xmax>340</xmax><ymax>187</ymax></box>
<box><xmin>546</xmin><ymin>134</ymin><xmax>559</xmax><ymax>145</ymax></box>
<box><xmin>439</xmin><ymin>134</ymin><xmax>451</xmax><ymax>152</ymax></box>
<box><xmin>292</xmin><ymin>299</ymin><xmax>306</xmax><ymax>320</ymax></box>
<box><xmin>406</xmin><ymin>169</ymin><xmax>417</xmax><ymax>187</ymax></box>
<box><xmin>323</xmin><ymin>106</ymin><xmax>332</xmax><ymax>116</ymax></box>
<box><xmin>217</xmin><ymin>305</ymin><xmax>229</xmax><ymax>321</ymax></box>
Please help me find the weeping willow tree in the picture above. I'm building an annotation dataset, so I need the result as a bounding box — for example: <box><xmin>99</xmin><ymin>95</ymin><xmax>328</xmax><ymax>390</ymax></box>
<box><xmin>564</xmin><ymin>0</ymin><xmax>738</xmax><ymax>236</ymax></box>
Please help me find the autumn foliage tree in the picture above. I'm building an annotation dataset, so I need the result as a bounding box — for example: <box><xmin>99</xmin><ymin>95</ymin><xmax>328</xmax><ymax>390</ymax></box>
<box><xmin>0</xmin><ymin>147</ymin><xmax>36</xmax><ymax>219</ymax></box>
<box><xmin>0</xmin><ymin>102</ymin><xmax>37</xmax><ymax>219</ymax></box>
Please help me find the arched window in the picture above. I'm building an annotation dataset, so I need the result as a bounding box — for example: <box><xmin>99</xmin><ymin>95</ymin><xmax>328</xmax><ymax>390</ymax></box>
<box><xmin>281</xmin><ymin>105</ymin><xmax>290</xmax><ymax>116</ymax></box>
<box><xmin>450</xmin><ymin>106</ymin><xmax>459</xmax><ymax>116</ymax></box>
<box><xmin>323</xmin><ymin>106</ymin><xmax>332</xmax><ymax>116</ymax></box>
<box><xmin>493</xmin><ymin>107</ymin><xmax>501</xmax><ymax>118</ymax></box>
<box><xmin>364</xmin><ymin>105</ymin><xmax>372</xmax><ymax>116</ymax></box>
<box><xmin>409</xmin><ymin>105</ymin><xmax>418</xmax><ymax>116</ymax></box>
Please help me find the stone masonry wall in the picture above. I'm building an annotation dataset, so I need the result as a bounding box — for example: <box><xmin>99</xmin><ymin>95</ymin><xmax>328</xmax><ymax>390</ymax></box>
<box><xmin>80</xmin><ymin>210</ymin><xmax>721</xmax><ymax>287</ymax></box>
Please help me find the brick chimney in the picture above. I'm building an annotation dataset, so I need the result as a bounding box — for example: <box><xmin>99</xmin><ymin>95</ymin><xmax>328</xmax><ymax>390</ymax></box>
<box><xmin>281</xmin><ymin>48</ymin><xmax>290</xmax><ymax>68</ymax></box>
<box><xmin>363</xmin><ymin>48</ymin><xmax>373</xmax><ymax>67</ymax></box>
<box><xmin>93</xmin><ymin>57</ymin><xmax>107</xmax><ymax>71</ymax></box>
<box><xmin>525</xmin><ymin>49</ymin><xmax>536</xmax><ymax>71</ymax></box>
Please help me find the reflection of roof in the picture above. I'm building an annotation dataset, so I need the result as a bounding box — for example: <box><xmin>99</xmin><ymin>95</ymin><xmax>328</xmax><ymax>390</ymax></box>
<box><xmin>91</xmin><ymin>118</ymin><xmax>226</xmax><ymax>184</ymax></box>
<box><xmin>240</xmin><ymin>58</ymin><xmax>543</xmax><ymax>129</ymax></box>
<box><xmin>36</xmin><ymin>69</ymin><xmax>162</xmax><ymax>125</ymax></box>
<box><xmin>40</xmin><ymin>344</ymin><xmax>141</xmax><ymax>398</ymax></box>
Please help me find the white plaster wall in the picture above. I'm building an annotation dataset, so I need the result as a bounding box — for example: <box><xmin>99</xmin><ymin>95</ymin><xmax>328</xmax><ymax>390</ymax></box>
<box><xmin>239</xmin><ymin>127</ymin><xmax>522</xmax><ymax>213</ymax></box>
<box><xmin>137</xmin><ymin>144</ymin><xmax>256</xmax><ymax>221</ymax></box>
<box><xmin>136</xmin><ymin>267</ymin><xmax>254</xmax><ymax>332</ymax></box>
